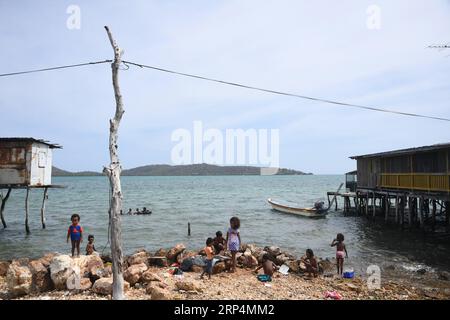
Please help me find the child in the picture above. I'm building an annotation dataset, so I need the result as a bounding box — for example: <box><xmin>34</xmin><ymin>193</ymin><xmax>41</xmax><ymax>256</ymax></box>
<box><xmin>331</xmin><ymin>233</ymin><xmax>348</xmax><ymax>275</ymax></box>
<box><xmin>86</xmin><ymin>234</ymin><xmax>96</xmax><ymax>255</ymax></box>
<box><xmin>213</xmin><ymin>231</ymin><xmax>226</xmax><ymax>254</ymax></box>
<box><xmin>200</xmin><ymin>237</ymin><xmax>215</xmax><ymax>280</ymax></box>
<box><xmin>67</xmin><ymin>214</ymin><xmax>83</xmax><ymax>257</ymax></box>
<box><xmin>254</xmin><ymin>253</ymin><xmax>278</xmax><ymax>277</ymax></box>
<box><xmin>301</xmin><ymin>249</ymin><xmax>318</xmax><ymax>277</ymax></box>
<box><xmin>225</xmin><ymin>216</ymin><xmax>241</xmax><ymax>273</ymax></box>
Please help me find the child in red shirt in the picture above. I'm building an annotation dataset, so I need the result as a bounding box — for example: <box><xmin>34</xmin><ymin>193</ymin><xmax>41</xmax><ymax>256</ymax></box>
<box><xmin>67</xmin><ymin>214</ymin><xmax>83</xmax><ymax>257</ymax></box>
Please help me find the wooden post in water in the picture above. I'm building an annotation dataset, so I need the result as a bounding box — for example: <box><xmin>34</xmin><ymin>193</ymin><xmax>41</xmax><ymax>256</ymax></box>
<box><xmin>446</xmin><ymin>201</ymin><xmax>450</xmax><ymax>232</ymax></box>
<box><xmin>400</xmin><ymin>196</ymin><xmax>405</xmax><ymax>229</ymax></box>
<box><xmin>395</xmin><ymin>195</ymin><xmax>399</xmax><ymax>224</ymax></box>
<box><xmin>418</xmin><ymin>197</ymin><xmax>424</xmax><ymax>229</ymax></box>
<box><xmin>432</xmin><ymin>199</ymin><xmax>436</xmax><ymax>232</ymax></box>
<box><xmin>365</xmin><ymin>193</ymin><xmax>369</xmax><ymax>217</ymax></box>
<box><xmin>424</xmin><ymin>199</ymin><xmax>429</xmax><ymax>220</ymax></box>
<box><xmin>408</xmin><ymin>197</ymin><xmax>413</xmax><ymax>227</ymax></box>
<box><xmin>40</xmin><ymin>187</ymin><xmax>48</xmax><ymax>229</ymax></box>
<box><xmin>372</xmin><ymin>192</ymin><xmax>376</xmax><ymax>220</ymax></box>
<box><xmin>0</xmin><ymin>188</ymin><xmax>11</xmax><ymax>228</ymax></box>
<box><xmin>188</xmin><ymin>222</ymin><xmax>191</xmax><ymax>236</ymax></box>
<box><xmin>25</xmin><ymin>187</ymin><xmax>30</xmax><ymax>234</ymax></box>
<box><xmin>384</xmin><ymin>195</ymin><xmax>389</xmax><ymax>223</ymax></box>
<box><xmin>103</xmin><ymin>26</ymin><xmax>126</xmax><ymax>300</ymax></box>
<box><xmin>327</xmin><ymin>193</ymin><xmax>331</xmax><ymax>210</ymax></box>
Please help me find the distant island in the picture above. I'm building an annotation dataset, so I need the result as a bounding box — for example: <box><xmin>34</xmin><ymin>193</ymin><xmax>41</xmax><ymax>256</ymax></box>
<box><xmin>52</xmin><ymin>164</ymin><xmax>312</xmax><ymax>176</ymax></box>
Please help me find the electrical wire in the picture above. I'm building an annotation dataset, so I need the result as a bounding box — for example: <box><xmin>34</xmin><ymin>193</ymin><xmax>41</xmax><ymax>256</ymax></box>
<box><xmin>0</xmin><ymin>60</ymin><xmax>112</xmax><ymax>77</ymax></box>
<box><xmin>122</xmin><ymin>60</ymin><xmax>450</xmax><ymax>122</ymax></box>
<box><xmin>0</xmin><ymin>57</ymin><xmax>448</xmax><ymax>122</ymax></box>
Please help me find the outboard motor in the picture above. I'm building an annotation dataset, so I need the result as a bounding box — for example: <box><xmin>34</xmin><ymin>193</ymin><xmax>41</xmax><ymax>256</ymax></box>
<box><xmin>314</xmin><ymin>201</ymin><xmax>325</xmax><ymax>210</ymax></box>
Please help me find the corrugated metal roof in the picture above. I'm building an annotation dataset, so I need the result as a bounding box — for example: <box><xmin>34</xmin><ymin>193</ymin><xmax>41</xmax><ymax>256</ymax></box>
<box><xmin>0</xmin><ymin>137</ymin><xmax>62</xmax><ymax>149</ymax></box>
<box><xmin>350</xmin><ymin>142</ymin><xmax>450</xmax><ymax>159</ymax></box>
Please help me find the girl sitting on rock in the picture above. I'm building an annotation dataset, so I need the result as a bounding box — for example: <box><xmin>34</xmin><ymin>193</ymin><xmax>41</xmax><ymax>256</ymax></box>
<box><xmin>300</xmin><ymin>249</ymin><xmax>318</xmax><ymax>278</ymax></box>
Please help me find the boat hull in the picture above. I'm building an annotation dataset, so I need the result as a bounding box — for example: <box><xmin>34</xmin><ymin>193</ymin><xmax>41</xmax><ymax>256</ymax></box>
<box><xmin>267</xmin><ymin>198</ymin><xmax>327</xmax><ymax>218</ymax></box>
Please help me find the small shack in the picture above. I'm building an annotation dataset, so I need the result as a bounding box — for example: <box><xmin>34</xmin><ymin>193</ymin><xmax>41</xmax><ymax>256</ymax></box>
<box><xmin>347</xmin><ymin>143</ymin><xmax>450</xmax><ymax>231</ymax></box>
<box><xmin>351</xmin><ymin>143</ymin><xmax>450</xmax><ymax>194</ymax></box>
<box><xmin>0</xmin><ymin>138</ymin><xmax>63</xmax><ymax>233</ymax></box>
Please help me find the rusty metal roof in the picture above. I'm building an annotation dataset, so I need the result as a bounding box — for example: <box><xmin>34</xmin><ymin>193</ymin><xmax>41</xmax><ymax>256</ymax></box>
<box><xmin>0</xmin><ymin>137</ymin><xmax>62</xmax><ymax>149</ymax></box>
<box><xmin>350</xmin><ymin>142</ymin><xmax>450</xmax><ymax>159</ymax></box>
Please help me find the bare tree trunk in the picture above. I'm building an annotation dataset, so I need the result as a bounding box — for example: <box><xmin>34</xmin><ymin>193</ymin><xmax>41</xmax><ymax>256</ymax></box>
<box><xmin>103</xmin><ymin>25</ymin><xmax>126</xmax><ymax>300</ymax></box>
<box><xmin>0</xmin><ymin>188</ymin><xmax>12</xmax><ymax>228</ymax></box>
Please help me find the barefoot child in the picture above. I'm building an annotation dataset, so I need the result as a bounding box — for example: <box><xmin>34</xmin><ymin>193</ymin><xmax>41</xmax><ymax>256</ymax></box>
<box><xmin>200</xmin><ymin>237</ymin><xmax>214</xmax><ymax>280</ymax></box>
<box><xmin>86</xmin><ymin>234</ymin><xmax>96</xmax><ymax>255</ymax></box>
<box><xmin>225</xmin><ymin>217</ymin><xmax>241</xmax><ymax>273</ymax></box>
<box><xmin>213</xmin><ymin>231</ymin><xmax>226</xmax><ymax>254</ymax></box>
<box><xmin>254</xmin><ymin>253</ymin><xmax>278</xmax><ymax>277</ymax></box>
<box><xmin>67</xmin><ymin>214</ymin><xmax>83</xmax><ymax>257</ymax></box>
<box><xmin>301</xmin><ymin>249</ymin><xmax>318</xmax><ymax>277</ymax></box>
<box><xmin>331</xmin><ymin>233</ymin><xmax>348</xmax><ymax>275</ymax></box>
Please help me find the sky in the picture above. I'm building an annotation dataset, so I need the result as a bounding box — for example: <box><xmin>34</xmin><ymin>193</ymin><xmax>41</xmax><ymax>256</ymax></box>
<box><xmin>0</xmin><ymin>0</ymin><xmax>449</xmax><ymax>174</ymax></box>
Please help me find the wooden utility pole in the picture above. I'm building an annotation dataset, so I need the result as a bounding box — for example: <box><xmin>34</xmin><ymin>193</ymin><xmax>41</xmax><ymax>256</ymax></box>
<box><xmin>104</xmin><ymin>25</ymin><xmax>126</xmax><ymax>300</ymax></box>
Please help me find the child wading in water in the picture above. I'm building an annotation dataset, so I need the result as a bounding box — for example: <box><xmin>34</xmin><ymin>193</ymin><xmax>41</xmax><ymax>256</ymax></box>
<box><xmin>200</xmin><ymin>237</ymin><xmax>214</xmax><ymax>280</ymax></box>
<box><xmin>67</xmin><ymin>214</ymin><xmax>83</xmax><ymax>257</ymax></box>
<box><xmin>225</xmin><ymin>216</ymin><xmax>241</xmax><ymax>273</ymax></box>
<box><xmin>86</xmin><ymin>234</ymin><xmax>96</xmax><ymax>255</ymax></box>
<box><xmin>331</xmin><ymin>233</ymin><xmax>348</xmax><ymax>275</ymax></box>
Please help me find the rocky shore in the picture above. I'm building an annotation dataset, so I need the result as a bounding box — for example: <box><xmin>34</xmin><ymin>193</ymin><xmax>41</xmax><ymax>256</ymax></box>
<box><xmin>1</xmin><ymin>244</ymin><xmax>449</xmax><ymax>300</ymax></box>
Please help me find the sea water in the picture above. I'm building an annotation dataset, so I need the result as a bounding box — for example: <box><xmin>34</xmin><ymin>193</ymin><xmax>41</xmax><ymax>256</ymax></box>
<box><xmin>1</xmin><ymin>175</ymin><xmax>450</xmax><ymax>279</ymax></box>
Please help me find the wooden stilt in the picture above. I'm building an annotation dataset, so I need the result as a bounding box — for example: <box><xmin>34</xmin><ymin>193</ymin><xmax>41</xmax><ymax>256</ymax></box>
<box><xmin>365</xmin><ymin>193</ymin><xmax>369</xmax><ymax>217</ymax></box>
<box><xmin>400</xmin><ymin>196</ymin><xmax>405</xmax><ymax>229</ymax></box>
<box><xmin>0</xmin><ymin>188</ymin><xmax>12</xmax><ymax>228</ymax></box>
<box><xmin>432</xmin><ymin>199</ymin><xmax>436</xmax><ymax>232</ymax></box>
<box><xmin>384</xmin><ymin>195</ymin><xmax>389</xmax><ymax>223</ymax></box>
<box><xmin>327</xmin><ymin>194</ymin><xmax>331</xmax><ymax>210</ymax></box>
<box><xmin>419</xmin><ymin>197</ymin><xmax>424</xmax><ymax>229</ymax></box>
<box><xmin>408</xmin><ymin>197</ymin><xmax>413</xmax><ymax>227</ymax></box>
<box><xmin>25</xmin><ymin>187</ymin><xmax>30</xmax><ymax>234</ymax></box>
<box><xmin>40</xmin><ymin>187</ymin><xmax>48</xmax><ymax>229</ymax></box>
<box><xmin>372</xmin><ymin>192</ymin><xmax>376</xmax><ymax>219</ymax></box>
<box><xmin>344</xmin><ymin>197</ymin><xmax>348</xmax><ymax>214</ymax></box>
<box><xmin>424</xmin><ymin>199</ymin><xmax>429</xmax><ymax>219</ymax></box>
<box><xmin>413</xmin><ymin>197</ymin><xmax>418</xmax><ymax>226</ymax></box>
<box><xmin>395</xmin><ymin>195</ymin><xmax>399</xmax><ymax>224</ymax></box>
<box><xmin>446</xmin><ymin>201</ymin><xmax>450</xmax><ymax>232</ymax></box>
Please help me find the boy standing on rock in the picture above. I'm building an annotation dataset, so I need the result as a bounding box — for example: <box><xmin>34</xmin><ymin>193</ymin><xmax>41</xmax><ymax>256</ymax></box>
<box><xmin>67</xmin><ymin>213</ymin><xmax>83</xmax><ymax>257</ymax></box>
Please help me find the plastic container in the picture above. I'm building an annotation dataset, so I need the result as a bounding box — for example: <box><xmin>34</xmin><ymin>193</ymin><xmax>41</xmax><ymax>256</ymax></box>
<box><xmin>343</xmin><ymin>268</ymin><xmax>354</xmax><ymax>279</ymax></box>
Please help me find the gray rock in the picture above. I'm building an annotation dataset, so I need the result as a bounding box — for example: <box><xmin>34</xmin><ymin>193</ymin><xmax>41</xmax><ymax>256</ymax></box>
<box><xmin>6</xmin><ymin>260</ymin><xmax>32</xmax><ymax>297</ymax></box>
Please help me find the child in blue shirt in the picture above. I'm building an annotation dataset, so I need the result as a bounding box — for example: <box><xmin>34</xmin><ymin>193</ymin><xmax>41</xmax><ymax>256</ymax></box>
<box><xmin>67</xmin><ymin>213</ymin><xmax>83</xmax><ymax>257</ymax></box>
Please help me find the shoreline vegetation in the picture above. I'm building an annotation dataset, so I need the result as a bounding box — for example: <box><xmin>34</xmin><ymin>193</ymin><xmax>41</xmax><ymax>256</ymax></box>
<box><xmin>52</xmin><ymin>164</ymin><xmax>312</xmax><ymax>177</ymax></box>
<box><xmin>1</xmin><ymin>244</ymin><xmax>449</xmax><ymax>300</ymax></box>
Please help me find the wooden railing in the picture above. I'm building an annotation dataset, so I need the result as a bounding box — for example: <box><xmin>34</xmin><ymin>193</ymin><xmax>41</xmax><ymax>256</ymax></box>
<box><xmin>379</xmin><ymin>173</ymin><xmax>450</xmax><ymax>192</ymax></box>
